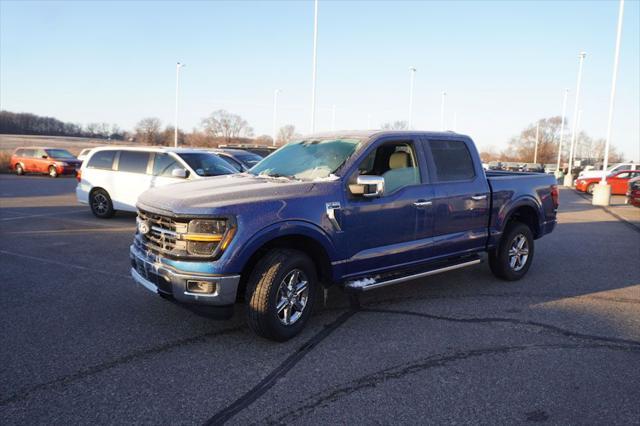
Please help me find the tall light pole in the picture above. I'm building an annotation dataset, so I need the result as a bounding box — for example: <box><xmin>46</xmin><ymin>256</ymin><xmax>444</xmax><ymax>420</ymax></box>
<box><xmin>564</xmin><ymin>52</ymin><xmax>587</xmax><ymax>187</ymax></box>
<box><xmin>310</xmin><ymin>0</ymin><xmax>319</xmax><ymax>133</ymax></box>
<box><xmin>594</xmin><ymin>0</ymin><xmax>625</xmax><ymax>206</ymax></box>
<box><xmin>408</xmin><ymin>67</ymin><xmax>416</xmax><ymax>129</ymax></box>
<box><xmin>555</xmin><ymin>88</ymin><xmax>569</xmax><ymax>177</ymax></box>
<box><xmin>440</xmin><ymin>90</ymin><xmax>447</xmax><ymax>130</ymax></box>
<box><xmin>272</xmin><ymin>89</ymin><xmax>281</xmax><ymax>146</ymax></box>
<box><xmin>174</xmin><ymin>62</ymin><xmax>186</xmax><ymax>148</ymax></box>
<box><xmin>331</xmin><ymin>104</ymin><xmax>336</xmax><ymax>131</ymax></box>
<box><xmin>534</xmin><ymin>122</ymin><xmax>540</xmax><ymax>164</ymax></box>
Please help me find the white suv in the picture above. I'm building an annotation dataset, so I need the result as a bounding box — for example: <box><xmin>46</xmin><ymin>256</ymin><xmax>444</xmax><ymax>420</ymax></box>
<box><xmin>76</xmin><ymin>147</ymin><xmax>236</xmax><ymax>218</ymax></box>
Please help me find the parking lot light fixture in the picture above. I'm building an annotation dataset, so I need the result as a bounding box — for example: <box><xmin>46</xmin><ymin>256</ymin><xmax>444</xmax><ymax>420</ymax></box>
<box><xmin>594</xmin><ymin>0</ymin><xmax>625</xmax><ymax>206</ymax></box>
<box><xmin>555</xmin><ymin>88</ymin><xmax>569</xmax><ymax>178</ymax></box>
<box><xmin>564</xmin><ymin>52</ymin><xmax>586</xmax><ymax>187</ymax></box>
<box><xmin>408</xmin><ymin>67</ymin><xmax>417</xmax><ymax>129</ymax></box>
<box><xmin>534</xmin><ymin>122</ymin><xmax>539</xmax><ymax>164</ymax></box>
<box><xmin>272</xmin><ymin>89</ymin><xmax>281</xmax><ymax>146</ymax></box>
<box><xmin>174</xmin><ymin>62</ymin><xmax>186</xmax><ymax>148</ymax></box>
<box><xmin>310</xmin><ymin>0</ymin><xmax>319</xmax><ymax>133</ymax></box>
<box><xmin>440</xmin><ymin>91</ymin><xmax>447</xmax><ymax>130</ymax></box>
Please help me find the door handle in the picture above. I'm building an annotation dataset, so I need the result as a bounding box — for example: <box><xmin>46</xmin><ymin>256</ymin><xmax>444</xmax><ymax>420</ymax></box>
<box><xmin>414</xmin><ymin>200</ymin><xmax>432</xmax><ymax>207</ymax></box>
<box><xmin>471</xmin><ymin>195</ymin><xmax>487</xmax><ymax>201</ymax></box>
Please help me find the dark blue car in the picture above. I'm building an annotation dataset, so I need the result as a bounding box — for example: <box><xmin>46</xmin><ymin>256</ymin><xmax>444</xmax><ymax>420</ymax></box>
<box><xmin>131</xmin><ymin>131</ymin><xmax>558</xmax><ymax>341</ymax></box>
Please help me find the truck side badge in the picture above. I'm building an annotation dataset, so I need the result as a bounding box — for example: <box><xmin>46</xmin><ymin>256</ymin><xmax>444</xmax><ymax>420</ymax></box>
<box><xmin>325</xmin><ymin>202</ymin><xmax>342</xmax><ymax>232</ymax></box>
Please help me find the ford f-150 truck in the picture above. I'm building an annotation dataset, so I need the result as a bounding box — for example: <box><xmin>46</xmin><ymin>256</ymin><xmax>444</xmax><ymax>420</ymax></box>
<box><xmin>130</xmin><ymin>131</ymin><xmax>558</xmax><ymax>341</ymax></box>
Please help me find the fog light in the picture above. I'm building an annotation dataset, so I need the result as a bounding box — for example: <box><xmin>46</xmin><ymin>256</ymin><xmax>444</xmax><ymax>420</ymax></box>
<box><xmin>186</xmin><ymin>280</ymin><xmax>216</xmax><ymax>294</ymax></box>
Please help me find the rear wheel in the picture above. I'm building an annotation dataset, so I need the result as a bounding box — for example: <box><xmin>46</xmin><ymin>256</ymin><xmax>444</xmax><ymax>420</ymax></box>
<box><xmin>15</xmin><ymin>164</ymin><xmax>24</xmax><ymax>175</ymax></box>
<box><xmin>90</xmin><ymin>189</ymin><xmax>115</xmax><ymax>218</ymax></box>
<box><xmin>489</xmin><ymin>222</ymin><xmax>534</xmax><ymax>281</ymax></box>
<box><xmin>245</xmin><ymin>249</ymin><xmax>317</xmax><ymax>341</ymax></box>
<box><xmin>48</xmin><ymin>166</ymin><xmax>58</xmax><ymax>178</ymax></box>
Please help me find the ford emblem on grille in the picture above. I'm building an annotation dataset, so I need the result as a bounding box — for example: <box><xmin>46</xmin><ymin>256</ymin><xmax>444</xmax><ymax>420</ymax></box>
<box><xmin>138</xmin><ymin>220</ymin><xmax>151</xmax><ymax>236</ymax></box>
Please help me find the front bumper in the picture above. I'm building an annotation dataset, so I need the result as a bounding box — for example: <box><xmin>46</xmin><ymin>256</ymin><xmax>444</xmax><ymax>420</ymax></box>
<box><xmin>129</xmin><ymin>244</ymin><xmax>240</xmax><ymax>306</ymax></box>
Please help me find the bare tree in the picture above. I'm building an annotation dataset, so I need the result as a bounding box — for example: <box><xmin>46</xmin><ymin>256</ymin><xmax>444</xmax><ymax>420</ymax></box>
<box><xmin>276</xmin><ymin>124</ymin><xmax>298</xmax><ymax>145</ymax></box>
<box><xmin>503</xmin><ymin>117</ymin><xmax>565</xmax><ymax>164</ymax></box>
<box><xmin>254</xmin><ymin>135</ymin><xmax>273</xmax><ymax>146</ymax></box>
<box><xmin>201</xmin><ymin>110</ymin><xmax>253</xmax><ymax>142</ymax></box>
<box><xmin>380</xmin><ymin>120</ymin><xmax>408</xmax><ymax>130</ymax></box>
<box><xmin>135</xmin><ymin>117</ymin><xmax>162</xmax><ymax>145</ymax></box>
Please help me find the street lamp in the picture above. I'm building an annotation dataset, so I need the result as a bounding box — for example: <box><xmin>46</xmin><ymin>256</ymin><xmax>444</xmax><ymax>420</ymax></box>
<box><xmin>593</xmin><ymin>0</ymin><xmax>625</xmax><ymax>206</ymax></box>
<box><xmin>272</xmin><ymin>89</ymin><xmax>282</xmax><ymax>146</ymax></box>
<box><xmin>564</xmin><ymin>52</ymin><xmax>587</xmax><ymax>187</ymax></box>
<box><xmin>440</xmin><ymin>91</ymin><xmax>447</xmax><ymax>131</ymax></box>
<box><xmin>310</xmin><ymin>0</ymin><xmax>319</xmax><ymax>133</ymax></box>
<box><xmin>174</xmin><ymin>62</ymin><xmax>186</xmax><ymax>148</ymax></box>
<box><xmin>534</xmin><ymin>122</ymin><xmax>539</xmax><ymax>164</ymax></box>
<box><xmin>408</xmin><ymin>67</ymin><xmax>417</xmax><ymax>129</ymax></box>
<box><xmin>555</xmin><ymin>88</ymin><xmax>569</xmax><ymax>178</ymax></box>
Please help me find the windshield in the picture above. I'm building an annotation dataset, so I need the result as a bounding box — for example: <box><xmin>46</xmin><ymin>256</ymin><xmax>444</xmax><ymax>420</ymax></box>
<box><xmin>177</xmin><ymin>153</ymin><xmax>237</xmax><ymax>177</ymax></box>
<box><xmin>46</xmin><ymin>149</ymin><xmax>75</xmax><ymax>159</ymax></box>
<box><xmin>237</xmin><ymin>152</ymin><xmax>263</xmax><ymax>167</ymax></box>
<box><xmin>249</xmin><ymin>138</ymin><xmax>361</xmax><ymax>180</ymax></box>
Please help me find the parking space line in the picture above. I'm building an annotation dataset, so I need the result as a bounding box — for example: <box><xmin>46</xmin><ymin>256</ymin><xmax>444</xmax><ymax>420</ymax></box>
<box><xmin>3</xmin><ymin>227</ymin><xmax>135</xmax><ymax>235</ymax></box>
<box><xmin>0</xmin><ymin>210</ymin><xmax>84</xmax><ymax>221</ymax></box>
<box><xmin>0</xmin><ymin>250</ymin><xmax>130</xmax><ymax>279</ymax></box>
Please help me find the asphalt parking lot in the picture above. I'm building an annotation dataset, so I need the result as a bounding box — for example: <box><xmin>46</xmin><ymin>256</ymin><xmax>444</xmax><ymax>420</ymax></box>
<box><xmin>1</xmin><ymin>174</ymin><xmax>639</xmax><ymax>425</ymax></box>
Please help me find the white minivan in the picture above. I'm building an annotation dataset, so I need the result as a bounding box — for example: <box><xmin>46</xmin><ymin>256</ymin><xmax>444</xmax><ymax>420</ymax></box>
<box><xmin>76</xmin><ymin>147</ymin><xmax>237</xmax><ymax>218</ymax></box>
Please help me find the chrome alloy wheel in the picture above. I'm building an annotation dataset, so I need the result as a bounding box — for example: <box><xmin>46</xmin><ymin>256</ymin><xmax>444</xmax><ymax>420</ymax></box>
<box><xmin>508</xmin><ymin>234</ymin><xmax>529</xmax><ymax>272</ymax></box>
<box><xmin>275</xmin><ymin>269</ymin><xmax>309</xmax><ymax>325</ymax></box>
<box><xmin>92</xmin><ymin>193</ymin><xmax>109</xmax><ymax>215</ymax></box>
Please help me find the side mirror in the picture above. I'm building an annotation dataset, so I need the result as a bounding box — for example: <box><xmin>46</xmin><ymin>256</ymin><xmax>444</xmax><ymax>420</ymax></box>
<box><xmin>171</xmin><ymin>168</ymin><xmax>188</xmax><ymax>179</ymax></box>
<box><xmin>42</xmin><ymin>155</ymin><xmax>48</xmax><ymax>159</ymax></box>
<box><xmin>350</xmin><ymin>175</ymin><xmax>385</xmax><ymax>198</ymax></box>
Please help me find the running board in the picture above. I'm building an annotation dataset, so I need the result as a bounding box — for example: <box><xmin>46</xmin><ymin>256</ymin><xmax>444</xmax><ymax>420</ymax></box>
<box><xmin>344</xmin><ymin>258</ymin><xmax>482</xmax><ymax>292</ymax></box>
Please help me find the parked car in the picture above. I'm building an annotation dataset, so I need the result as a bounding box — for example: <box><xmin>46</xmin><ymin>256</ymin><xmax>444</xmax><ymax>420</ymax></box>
<box><xmin>76</xmin><ymin>147</ymin><xmax>237</xmax><ymax>218</ymax></box>
<box><xmin>575</xmin><ymin>170</ymin><xmax>640</xmax><ymax>195</ymax></box>
<box><xmin>626</xmin><ymin>176</ymin><xmax>640</xmax><ymax>207</ymax></box>
<box><xmin>77</xmin><ymin>148</ymin><xmax>93</xmax><ymax>162</ymax></box>
<box><xmin>544</xmin><ymin>164</ymin><xmax>557</xmax><ymax>174</ymax></box>
<box><xmin>217</xmin><ymin>144</ymin><xmax>278</xmax><ymax>157</ymax></box>
<box><xmin>577</xmin><ymin>162</ymin><xmax>638</xmax><ymax>180</ymax></box>
<box><xmin>130</xmin><ymin>130</ymin><xmax>558</xmax><ymax>341</ymax></box>
<box><xmin>502</xmin><ymin>162</ymin><xmax>522</xmax><ymax>171</ymax></box>
<box><xmin>523</xmin><ymin>163</ymin><xmax>544</xmax><ymax>173</ymax></box>
<box><xmin>487</xmin><ymin>161</ymin><xmax>502</xmax><ymax>170</ymax></box>
<box><xmin>10</xmin><ymin>147</ymin><xmax>82</xmax><ymax>177</ymax></box>
<box><xmin>209</xmin><ymin>148</ymin><xmax>263</xmax><ymax>172</ymax></box>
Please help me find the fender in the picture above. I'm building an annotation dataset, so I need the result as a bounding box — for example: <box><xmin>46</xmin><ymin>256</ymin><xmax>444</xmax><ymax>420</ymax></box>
<box><xmin>489</xmin><ymin>195</ymin><xmax>544</xmax><ymax>247</ymax></box>
<box><xmin>225</xmin><ymin>219</ymin><xmax>338</xmax><ymax>275</ymax></box>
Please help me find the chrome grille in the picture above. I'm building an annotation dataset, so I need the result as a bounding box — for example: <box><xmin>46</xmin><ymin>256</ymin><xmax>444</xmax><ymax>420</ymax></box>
<box><xmin>137</xmin><ymin>210</ymin><xmax>188</xmax><ymax>256</ymax></box>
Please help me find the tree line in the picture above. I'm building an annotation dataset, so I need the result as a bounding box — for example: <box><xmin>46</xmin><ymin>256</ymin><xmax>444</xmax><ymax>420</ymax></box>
<box><xmin>0</xmin><ymin>110</ymin><xmax>125</xmax><ymax>140</ymax></box>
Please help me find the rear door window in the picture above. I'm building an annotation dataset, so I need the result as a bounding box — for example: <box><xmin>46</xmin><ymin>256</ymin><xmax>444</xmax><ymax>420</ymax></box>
<box><xmin>428</xmin><ymin>140</ymin><xmax>476</xmax><ymax>181</ymax></box>
<box><xmin>87</xmin><ymin>150</ymin><xmax>116</xmax><ymax>170</ymax></box>
<box><xmin>117</xmin><ymin>151</ymin><xmax>150</xmax><ymax>174</ymax></box>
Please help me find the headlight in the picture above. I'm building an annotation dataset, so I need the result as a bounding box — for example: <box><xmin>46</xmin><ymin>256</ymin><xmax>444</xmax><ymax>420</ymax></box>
<box><xmin>185</xmin><ymin>219</ymin><xmax>236</xmax><ymax>256</ymax></box>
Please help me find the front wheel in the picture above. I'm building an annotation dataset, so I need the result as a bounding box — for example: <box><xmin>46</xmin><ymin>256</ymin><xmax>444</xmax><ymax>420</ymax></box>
<box><xmin>48</xmin><ymin>166</ymin><xmax>58</xmax><ymax>178</ymax></box>
<box><xmin>90</xmin><ymin>189</ymin><xmax>115</xmax><ymax>218</ymax></box>
<box><xmin>15</xmin><ymin>164</ymin><xmax>24</xmax><ymax>175</ymax></box>
<box><xmin>489</xmin><ymin>222</ymin><xmax>535</xmax><ymax>281</ymax></box>
<box><xmin>245</xmin><ymin>249</ymin><xmax>317</xmax><ymax>341</ymax></box>
<box><xmin>587</xmin><ymin>183</ymin><xmax>596</xmax><ymax>195</ymax></box>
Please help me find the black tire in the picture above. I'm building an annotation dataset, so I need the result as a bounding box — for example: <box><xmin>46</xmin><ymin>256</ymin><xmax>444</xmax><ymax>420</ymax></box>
<box><xmin>15</xmin><ymin>164</ymin><xmax>24</xmax><ymax>175</ymax></box>
<box><xmin>586</xmin><ymin>183</ymin><xmax>596</xmax><ymax>195</ymax></box>
<box><xmin>90</xmin><ymin>189</ymin><xmax>115</xmax><ymax>218</ymax></box>
<box><xmin>48</xmin><ymin>165</ymin><xmax>58</xmax><ymax>178</ymax></box>
<box><xmin>245</xmin><ymin>249</ymin><xmax>318</xmax><ymax>341</ymax></box>
<box><xmin>489</xmin><ymin>222</ymin><xmax>535</xmax><ymax>281</ymax></box>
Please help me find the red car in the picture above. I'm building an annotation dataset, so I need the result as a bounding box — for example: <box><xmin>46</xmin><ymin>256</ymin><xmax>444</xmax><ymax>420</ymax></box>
<box><xmin>10</xmin><ymin>147</ymin><xmax>82</xmax><ymax>178</ymax></box>
<box><xmin>575</xmin><ymin>170</ymin><xmax>640</xmax><ymax>195</ymax></box>
<box><xmin>627</xmin><ymin>176</ymin><xmax>640</xmax><ymax>207</ymax></box>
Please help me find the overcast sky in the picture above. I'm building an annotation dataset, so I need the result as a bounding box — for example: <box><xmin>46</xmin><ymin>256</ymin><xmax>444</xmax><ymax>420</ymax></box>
<box><xmin>1</xmin><ymin>0</ymin><xmax>638</xmax><ymax>160</ymax></box>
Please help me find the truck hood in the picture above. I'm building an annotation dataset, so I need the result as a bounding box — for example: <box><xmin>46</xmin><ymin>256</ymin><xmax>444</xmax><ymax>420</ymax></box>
<box><xmin>137</xmin><ymin>174</ymin><xmax>317</xmax><ymax>214</ymax></box>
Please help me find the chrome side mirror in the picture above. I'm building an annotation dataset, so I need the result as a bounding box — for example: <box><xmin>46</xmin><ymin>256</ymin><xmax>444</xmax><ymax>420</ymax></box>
<box><xmin>171</xmin><ymin>168</ymin><xmax>188</xmax><ymax>179</ymax></box>
<box><xmin>350</xmin><ymin>175</ymin><xmax>385</xmax><ymax>198</ymax></box>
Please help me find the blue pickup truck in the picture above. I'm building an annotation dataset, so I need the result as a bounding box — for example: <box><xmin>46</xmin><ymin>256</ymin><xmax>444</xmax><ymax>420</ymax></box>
<box><xmin>130</xmin><ymin>131</ymin><xmax>558</xmax><ymax>341</ymax></box>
